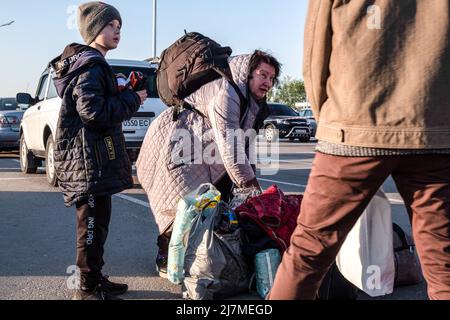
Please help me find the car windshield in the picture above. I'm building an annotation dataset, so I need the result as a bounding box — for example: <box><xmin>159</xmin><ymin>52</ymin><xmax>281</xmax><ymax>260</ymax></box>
<box><xmin>269</xmin><ymin>104</ymin><xmax>298</xmax><ymax>116</ymax></box>
<box><xmin>0</xmin><ymin>99</ymin><xmax>17</xmax><ymax>111</ymax></box>
<box><xmin>300</xmin><ymin>109</ymin><xmax>313</xmax><ymax>117</ymax></box>
<box><xmin>112</xmin><ymin>66</ymin><xmax>159</xmax><ymax>99</ymax></box>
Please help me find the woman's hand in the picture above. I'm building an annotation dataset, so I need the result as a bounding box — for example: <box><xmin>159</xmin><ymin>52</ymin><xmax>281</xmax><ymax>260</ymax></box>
<box><xmin>242</xmin><ymin>177</ymin><xmax>262</xmax><ymax>191</ymax></box>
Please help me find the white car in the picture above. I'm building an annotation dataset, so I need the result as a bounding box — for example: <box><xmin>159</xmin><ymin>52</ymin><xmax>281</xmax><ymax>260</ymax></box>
<box><xmin>16</xmin><ymin>59</ymin><xmax>166</xmax><ymax>186</ymax></box>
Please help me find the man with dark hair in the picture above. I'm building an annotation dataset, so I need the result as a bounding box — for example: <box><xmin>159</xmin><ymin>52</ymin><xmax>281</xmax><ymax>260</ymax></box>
<box><xmin>269</xmin><ymin>0</ymin><xmax>450</xmax><ymax>300</ymax></box>
<box><xmin>137</xmin><ymin>50</ymin><xmax>281</xmax><ymax>277</ymax></box>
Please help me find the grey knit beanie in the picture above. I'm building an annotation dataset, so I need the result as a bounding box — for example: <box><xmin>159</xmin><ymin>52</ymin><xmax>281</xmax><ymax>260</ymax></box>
<box><xmin>77</xmin><ymin>2</ymin><xmax>122</xmax><ymax>45</ymax></box>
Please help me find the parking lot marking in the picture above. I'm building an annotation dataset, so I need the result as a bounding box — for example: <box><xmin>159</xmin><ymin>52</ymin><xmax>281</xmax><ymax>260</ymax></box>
<box><xmin>293</xmin><ymin>151</ymin><xmax>317</xmax><ymax>154</ymax></box>
<box><xmin>114</xmin><ymin>193</ymin><xmax>150</xmax><ymax>208</ymax></box>
<box><xmin>11</xmin><ymin>159</ymin><xmax>45</xmax><ymax>170</ymax></box>
<box><xmin>389</xmin><ymin>199</ymin><xmax>405</xmax><ymax>205</ymax></box>
<box><xmin>385</xmin><ymin>194</ymin><xmax>405</xmax><ymax>205</ymax></box>
<box><xmin>6</xmin><ymin>156</ymin><xmax>405</xmax><ymax>206</ymax></box>
<box><xmin>258</xmin><ymin>158</ymin><xmax>313</xmax><ymax>164</ymax></box>
<box><xmin>113</xmin><ymin>185</ymin><xmax>407</xmax><ymax>208</ymax></box>
<box><xmin>259</xmin><ymin>178</ymin><xmax>308</xmax><ymax>188</ymax></box>
<box><xmin>0</xmin><ymin>177</ymin><xmax>45</xmax><ymax>181</ymax></box>
<box><xmin>259</xmin><ymin>179</ymin><xmax>405</xmax><ymax>205</ymax></box>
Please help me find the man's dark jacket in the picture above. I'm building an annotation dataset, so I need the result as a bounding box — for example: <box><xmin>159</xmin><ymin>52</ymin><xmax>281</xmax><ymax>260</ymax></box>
<box><xmin>50</xmin><ymin>43</ymin><xmax>140</xmax><ymax>207</ymax></box>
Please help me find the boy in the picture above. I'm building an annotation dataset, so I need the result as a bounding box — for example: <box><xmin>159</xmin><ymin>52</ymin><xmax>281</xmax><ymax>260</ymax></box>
<box><xmin>50</xmin><ymin>1</ymin><xmax>147</xmax><ymax>300</ymax></box>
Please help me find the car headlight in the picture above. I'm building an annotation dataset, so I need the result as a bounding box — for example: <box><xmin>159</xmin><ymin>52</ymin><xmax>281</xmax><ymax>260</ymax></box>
<box><xmin>276</xmin><ymin>119</ymin><xmax>290</xmax><ymax>125</ymax></box>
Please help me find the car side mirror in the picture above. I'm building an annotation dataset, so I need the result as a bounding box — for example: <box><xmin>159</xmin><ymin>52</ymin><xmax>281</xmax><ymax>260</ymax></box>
<box><xmin>16</xmin><ymin>93</ymin><xmax>35</xmax><ymax>106</ymax></box>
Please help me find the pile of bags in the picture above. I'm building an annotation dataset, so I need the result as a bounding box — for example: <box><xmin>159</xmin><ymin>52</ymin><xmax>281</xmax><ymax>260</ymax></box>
<box><xmin>167</xmin><ymin>184</ymin><xmax>309</xmax><ymax>300</ymax></box>
<box><xmin>167</xmin><ymin>184</ymin><xmax>421</xmax><ymax>300</ymax></box>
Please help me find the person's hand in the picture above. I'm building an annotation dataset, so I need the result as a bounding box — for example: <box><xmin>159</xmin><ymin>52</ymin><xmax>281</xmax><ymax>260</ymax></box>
<box><xmin>136</xmin><ymin>90</ymin><xmax>148</xmax><ymax>105</ymax></box>
<box><xmin>242</xmin><ymin>177</ymin><xmax>262</xmax><ymax>191</ymax></box>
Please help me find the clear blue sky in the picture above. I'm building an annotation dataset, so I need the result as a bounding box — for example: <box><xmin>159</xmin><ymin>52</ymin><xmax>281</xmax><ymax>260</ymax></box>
<box><xmin>1</xmin><ymin>0</ymin><xmax>308</xmax><ymax>97</ymax></box>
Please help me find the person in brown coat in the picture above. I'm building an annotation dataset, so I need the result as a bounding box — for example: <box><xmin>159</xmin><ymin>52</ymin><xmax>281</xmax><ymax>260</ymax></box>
<box><xmin>269</xmin><ymin>0</ymin><xmax>450</xmax><ymax>300</ymax></box>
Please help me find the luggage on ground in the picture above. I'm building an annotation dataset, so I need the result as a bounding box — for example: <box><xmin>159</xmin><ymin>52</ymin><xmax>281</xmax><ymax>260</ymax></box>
<box><xmin>167</xmin><ymin>184</ymin><xmax>221</xmax><ymax>285</ymax></box>
<box><xmin>236</xmin><ymin>185</ymin><xmax>358</xmax><ymax>300</ymax></box>
<box><xmin>183</xmin><ymin>199</ymin><xmax>250</xmax><ymax>300</ymax></box>
<box><xmin>336</xmin><ymin>189</ymin><xmax>396</xmax><ymax>297</ymax></box>
<box><xmin>254</xmin><ymin>249</ymin><xmax>281</xmax><ymax>299</ymax></box>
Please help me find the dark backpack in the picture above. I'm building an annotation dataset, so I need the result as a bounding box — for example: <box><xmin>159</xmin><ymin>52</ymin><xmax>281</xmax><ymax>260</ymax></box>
<box><xmin>157</xmin><ymin>32</ymin><xmax>247</xmax><ymax>121</ymax></box>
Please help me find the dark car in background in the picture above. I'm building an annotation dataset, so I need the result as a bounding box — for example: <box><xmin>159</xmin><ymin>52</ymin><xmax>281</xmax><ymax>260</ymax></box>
<box><xmin>297</xmin><ymin>107</ymin><xmax>317</xmax><ymax>137</ymax></box>
<box><xmin>263</xmin><ymin>103</ymin><xmax>311</xmax><ymax>143</ymax></box>
<box><xmin>0</xmin><ymin>98</ymin><xmax>23</xmax><ymax>151</ymax></box>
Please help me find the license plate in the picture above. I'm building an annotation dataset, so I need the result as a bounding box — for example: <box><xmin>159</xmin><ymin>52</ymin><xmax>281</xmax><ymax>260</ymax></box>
<box><xmin>295</xmin><ymin>129</ymin><xmax>307</xmax><ymax>133</ymax></box>
<box><xmin>123</xmin><ymin>118</ymin><xmax>151</xmax><ymax>130</ymax></box>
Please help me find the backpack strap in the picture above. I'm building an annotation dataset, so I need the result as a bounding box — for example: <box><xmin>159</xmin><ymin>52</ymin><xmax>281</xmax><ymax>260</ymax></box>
<box><xmin>253</xmin><ymin>100</ymin><xmax>270</xmax><ymax>130</ymax></box>
<box><xmin>217</xmin><ymin>67</ymin><xmax>270</xmax><ymax>130</ymax></box>
<box><xmin>213</xmin><ymin>66</ymin><xmax>248</xmax><ymax>124</ymax></box>
<box><xmin>172</xmin><ymin>102</ymin><xmax>207</xmax><ymax>121</ymax></box>
<box><xmin>172</xmin><ymin>65</ymin><xmax>249</xmax><ymax>124</ymax></box>
<box><xmin>393</xmin><ymin>223</ymin><xmax>415</xmax><ymax>252</ymax></box>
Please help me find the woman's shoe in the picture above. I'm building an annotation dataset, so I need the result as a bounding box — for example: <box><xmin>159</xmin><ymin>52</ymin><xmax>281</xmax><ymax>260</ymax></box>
<box><xmin>156</xmin><ymin>252</ymin><xmax>168</xmax><ymax>279</ymax></box>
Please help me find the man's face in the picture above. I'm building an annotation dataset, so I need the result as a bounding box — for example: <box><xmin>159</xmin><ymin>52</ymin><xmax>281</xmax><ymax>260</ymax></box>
<box><xmin>94</xmin><ymin>19</ymin><xmax>121</xmax><ymax>49</ymax></box>
<box><xmin>249</xmin><ymin>62</ymin><xmax>276</xmax><ymax>100</ymax></box>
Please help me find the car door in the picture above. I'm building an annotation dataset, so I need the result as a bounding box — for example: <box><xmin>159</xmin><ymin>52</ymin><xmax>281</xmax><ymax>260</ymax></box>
<box><xmin>40</xmin><ymin>71</ymin><xmax>62</xmax><ymax>146</ymax></box>
<box><xmin>24</xmin><ymin>72</ymin><xmax>50</xmax><ymax>151</ymax></box>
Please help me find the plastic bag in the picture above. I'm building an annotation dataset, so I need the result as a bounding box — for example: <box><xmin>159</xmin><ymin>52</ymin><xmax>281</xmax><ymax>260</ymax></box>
<box><xmin>167</xmin><ymin>184</ymin><xmax>221</xmax><ymax>285</ymax></box>
<box><xmin>183</xmin><ymin>201</ymin><xmax>250</xmax><ymax>300</ymax></box>
<box><xmin>336</xmin><ymin>189</ymin><xmax>395</xmax><ymax>297</ymax></box>
<box><xmin>254</xmin><ymin>249</ymin><xmax>281</xmax><ymax>299</ymax></box>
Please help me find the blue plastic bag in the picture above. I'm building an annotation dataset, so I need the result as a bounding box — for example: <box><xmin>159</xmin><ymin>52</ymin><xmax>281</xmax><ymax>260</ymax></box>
<box><xmin>254</xmin><ymin>249</ymin><xmax>281</xmax><ymax>299</ymax></box>
<box><xmin>167</xmin><ymin>184</ymin><xmax>221</xmax><ymax>285</ymax></box>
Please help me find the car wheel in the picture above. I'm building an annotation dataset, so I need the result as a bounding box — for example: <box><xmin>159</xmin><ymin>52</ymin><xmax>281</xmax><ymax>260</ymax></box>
<box><xmin>45</xmin><ymin>136</ymin><xmax>58</xmax><ymax>187</ymax></box>
<box><xmin>265</xmin><ymin>125</ymin><xmax>278</xmax><ymax>143</ymax></box>
<box><xmin>20</xmin><ymin>134</ymin><xmax>39</xmax><ymax>174</ymax></box>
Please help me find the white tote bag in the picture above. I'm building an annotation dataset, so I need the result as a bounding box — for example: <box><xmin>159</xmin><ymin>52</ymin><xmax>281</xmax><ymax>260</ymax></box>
<box><xmin>336</xmin><ymin>189</ymin><xmax>395</xmax><ymax>297</ymax></box>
